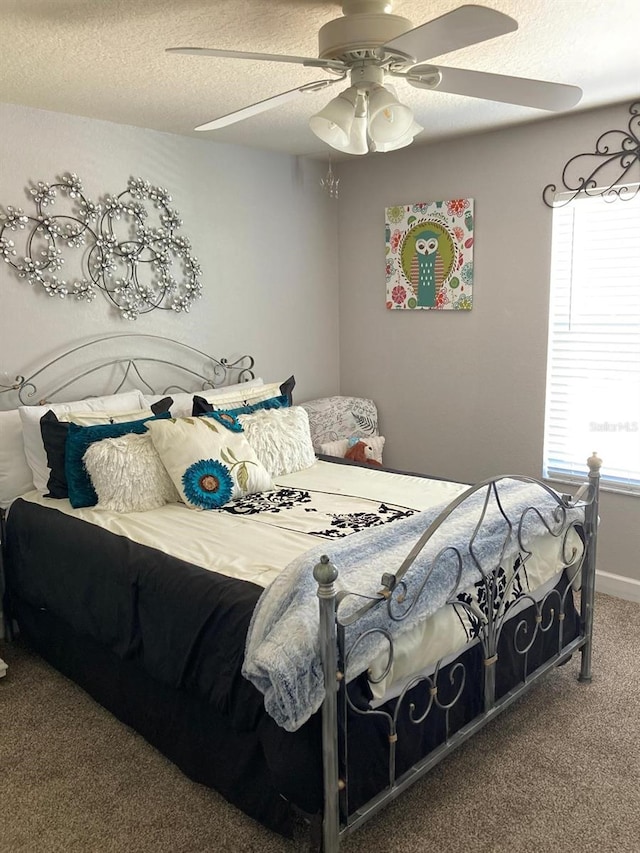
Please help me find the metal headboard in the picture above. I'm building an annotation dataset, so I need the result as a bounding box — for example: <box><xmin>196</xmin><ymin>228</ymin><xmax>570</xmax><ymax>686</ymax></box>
<box><xmin>0</xmin><ymin>334</ymin><xmax>255</xmax><ymax>407</ymax></box>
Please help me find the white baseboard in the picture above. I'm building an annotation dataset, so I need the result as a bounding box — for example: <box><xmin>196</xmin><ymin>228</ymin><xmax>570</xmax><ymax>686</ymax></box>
<box><xmin>596</xmin><ymin>570</ymin><xmax>640</xmax><ymax>603</ymax></box>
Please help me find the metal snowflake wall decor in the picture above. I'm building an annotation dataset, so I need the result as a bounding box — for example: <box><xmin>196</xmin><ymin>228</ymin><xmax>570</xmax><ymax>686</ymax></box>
<box><xmin>0</xmin><ymin>173</ymin><xmax>202</xmax><ymax>319</ymax></box>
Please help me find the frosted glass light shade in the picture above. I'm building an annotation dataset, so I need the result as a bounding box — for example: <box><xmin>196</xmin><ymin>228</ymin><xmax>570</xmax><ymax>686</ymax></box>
<box><xmin>371</xmin><ymin>120</ymin><xmax>424</xmax><ymax>152</ymax></box>
<box><xmin>310</xmin><ymin>82</ymin><xmax>421</xmax><ymax>155</ymax></box>
<box><xmin>341</xmin><ymin>115</ymin><xmax>369</xmax><ymax>155</ymax></box>
<box><xmin>368</xmin><ymin>85</ymin><xmax>415</xmax><ymax>144</ymax></box>
<box><xmin>309</xmin><ymin>87</ymin><xmax>357</xmax><ymax>148</ymax></box>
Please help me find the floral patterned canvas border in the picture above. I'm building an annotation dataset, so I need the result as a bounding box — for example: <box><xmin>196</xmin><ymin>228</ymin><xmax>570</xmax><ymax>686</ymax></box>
<box><xmin>385</xmin><ymin>199</ymin><xmax>474</xmax><ymax>310</ymax></box>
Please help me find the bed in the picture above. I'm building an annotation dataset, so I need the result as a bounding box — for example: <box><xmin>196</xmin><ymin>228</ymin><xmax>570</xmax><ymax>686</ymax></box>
<box><xmin>0</xmin><ymin>336</ymin><xmax>600</xmax><ymax>853</ymax></box>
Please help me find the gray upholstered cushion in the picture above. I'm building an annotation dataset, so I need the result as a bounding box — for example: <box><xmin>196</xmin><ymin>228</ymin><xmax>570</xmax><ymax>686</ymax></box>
<box><xmin>299</xmin><ymin>396</ymin><xmax>378</xmax><ymax>451</ymax></box>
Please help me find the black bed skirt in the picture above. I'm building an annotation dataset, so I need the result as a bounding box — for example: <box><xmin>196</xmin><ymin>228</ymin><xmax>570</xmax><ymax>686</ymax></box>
<box><xmin>12</xmin><ymin>598</ymin><xmax>299</xmax><ymax>836</ymax></box>
<box><xmin>10</xmin><ymin>576</ymin><xmax>580</xmax><ymax>837</ymax></box>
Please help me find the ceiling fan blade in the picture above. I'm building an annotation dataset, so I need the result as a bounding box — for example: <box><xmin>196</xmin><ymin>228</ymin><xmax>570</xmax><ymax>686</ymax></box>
<box><xmin>194</xmin><ymin>78</ymin><xmax>343</xmax><ymax>131</ymax></box>
<box><xmin>384</xmin><ymin>5</ymin><xmax>517</xmax><ymax>65</ymax></box>
<box><xmin>409</xmin><ymin>65</ymin><xmax>583</xmax><ymax>111</ymax></box>
<box><xmin>167</xmin><ymin>46</ymin><xmax>346</xmax><ymax>72</ymax></box>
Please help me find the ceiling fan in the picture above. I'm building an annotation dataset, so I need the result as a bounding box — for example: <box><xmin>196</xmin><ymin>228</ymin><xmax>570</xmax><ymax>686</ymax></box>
<box><xmin>167</xmin><ymin>1</ymin><xmax>582</xmax><ymax>155</ymax></box>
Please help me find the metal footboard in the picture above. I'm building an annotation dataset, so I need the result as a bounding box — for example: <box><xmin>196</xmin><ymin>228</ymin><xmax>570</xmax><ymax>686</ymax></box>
<box><xmin>314</xmin><ymin>455</ymin><xmax>601</xmax><ymax>853</ymax></box>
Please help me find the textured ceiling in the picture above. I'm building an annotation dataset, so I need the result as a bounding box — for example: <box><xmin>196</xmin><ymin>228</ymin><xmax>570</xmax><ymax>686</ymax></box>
<box><xmin>1</xmin><ymin>0</ymin><xmax>639</xmax><ymax>158</ymax></box>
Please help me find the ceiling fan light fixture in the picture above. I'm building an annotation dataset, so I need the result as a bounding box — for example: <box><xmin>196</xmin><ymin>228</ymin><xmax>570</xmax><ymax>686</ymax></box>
<box><xmin>367</xmin><ymin>84</ymin><xmax>415</xmax><ymax>143</ymax></box>
<box><xmin>309</xmin><ymin>87</ymin><xmax>358</xmax><ymax>147</ymax></box>
<box><xmin>371</xmin><ymin>119</ymin><xmax>423</xmax><ymax>152</ymax></box>
<box><xmin>172</xmin><ymin>2</ymin><xmax>583</xmax><ymax>152</ymax></box>
<box><xmin>312</xmin><ymin>89</ymin><xmax>369</xmax><ymax>154</ymax></box>
<box><xmin>310</xmin><ymin>83</ymin><xmax>419</xmax><ymax>155</ymax></box>
<box><xmin>341</xmin><ymin>113</ymin><xmax>369</xmax><ymax>155</ymax></box>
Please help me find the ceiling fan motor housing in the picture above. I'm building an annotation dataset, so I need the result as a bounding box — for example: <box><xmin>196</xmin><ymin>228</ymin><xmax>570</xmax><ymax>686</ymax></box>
<box><xmin>318</xmin><ymin>9</ymin><xmax>413</xmax><ymax>63</ymax></box>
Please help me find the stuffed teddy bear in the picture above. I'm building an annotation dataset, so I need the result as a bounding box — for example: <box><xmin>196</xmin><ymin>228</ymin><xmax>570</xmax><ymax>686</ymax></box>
<box><xmin>344</xmin><ymin>440</ymin><xmax>382</xmax><ymax>466</ymax></box>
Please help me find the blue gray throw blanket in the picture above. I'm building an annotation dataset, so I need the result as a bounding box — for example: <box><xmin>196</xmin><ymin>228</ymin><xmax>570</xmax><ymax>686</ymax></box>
<box><xmin>243</xmin><ymin>478</ymin><xmax>583</xmax><ymax>732</ymax></box>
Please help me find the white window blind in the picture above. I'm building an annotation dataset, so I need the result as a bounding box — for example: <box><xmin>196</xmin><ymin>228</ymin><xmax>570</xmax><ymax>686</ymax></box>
<box><xmin>544</xmin><ymin>188</ymin><xmax>640</xmax><ymax>495</ymax></box>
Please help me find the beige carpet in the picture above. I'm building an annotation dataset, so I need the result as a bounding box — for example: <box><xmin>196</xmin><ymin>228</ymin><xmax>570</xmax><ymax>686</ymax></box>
<box><xmin>1</xmin><ymin>592</ymin><xmax>639</xmax><ymax>853</ymax></box>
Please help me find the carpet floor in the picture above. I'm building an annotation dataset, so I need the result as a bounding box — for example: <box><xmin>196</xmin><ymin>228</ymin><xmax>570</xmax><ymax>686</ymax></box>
<box><xmin>1</xmin><ymin>592</ymin><xmax>639</xmax><ymax>853</ymax></box>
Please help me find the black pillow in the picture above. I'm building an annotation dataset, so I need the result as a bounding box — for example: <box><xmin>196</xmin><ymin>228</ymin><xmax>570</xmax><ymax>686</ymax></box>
<box><xmin>150</xmin><ymin>396</ymin><xmax>173</xmax><ymax>415</ymax></box>
<box><xmin>280</xmin><ymin>375</ymin><xmax>296</xmax><ymax>406</ymax></box>
<box><xmin>40</xmin><ymin>410</ymin><xmax>70</xmax><ymax>499</ymax></box>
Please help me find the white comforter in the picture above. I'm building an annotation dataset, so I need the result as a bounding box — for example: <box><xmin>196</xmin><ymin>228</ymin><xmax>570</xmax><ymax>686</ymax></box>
<box><xmin>242</xmin><ymin>478</ymin><xmax>584</xmax><ymax>731</ymax></box>
<box><xmin>18</xmin><ymin>462</ymin><xmax>467</xmax><ymax>586</ymax></box>
<box><xmin>17</xmin><ymin>462</ymin><xmax>582</xmax><ymax>728</ymax></box>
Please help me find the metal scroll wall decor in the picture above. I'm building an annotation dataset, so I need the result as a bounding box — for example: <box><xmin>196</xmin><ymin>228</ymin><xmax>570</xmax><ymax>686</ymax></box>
<box><xmin>543</xmin><ymin>101</ymin><xmax>640</xmax><ymax>207</ymax></box>
<box><xmin>0</xmin><ymin>174</ymin><xmax>202</xmax><ymax>319</ymax></box>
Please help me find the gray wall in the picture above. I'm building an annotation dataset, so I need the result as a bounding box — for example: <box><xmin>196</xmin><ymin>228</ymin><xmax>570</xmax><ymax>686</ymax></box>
<box><xmin>0</xmin><ymin>103</ymin><xmax>340</xmax><ymax>401</ymax></box>
<box><xmin>1</xmin><ymin>101</ymin><xmax>637</xmax><ymax>595</ymax></box>
<box><xmin>336</xmin><ymin>102</ymin><xmax>640</xmax><ymax>591</ymax></box>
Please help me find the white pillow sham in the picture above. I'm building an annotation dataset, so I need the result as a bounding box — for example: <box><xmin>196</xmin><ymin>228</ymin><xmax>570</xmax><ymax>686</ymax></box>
<box><xmin>18</xmin><ymin>390</ymin><xmax>147</xmax><ymax>493</ymax></box>
<box><xmin>143</xmin><ymin>378</ymin><xmax>263</xmax><ymax>418</ymax></box>
<box><xmin>146</xmin><ymin>415</ymin><xmax>273</xmax><ymax>510</ymax></box>
<box><xmin>239</xmin><ymin>406</ymin><xmax>316</xmax><ymax>478</ymax></box>
<box><xmin>60</xmin><ymin>408</ymin><xmax>154</xmax><ymax>426</ymax></box>
<box><xmin>0</xmin><ymin>409</ymin><xmax>35</xmax><ymax>508</ymax></box>
<box><xmin>83</xmin><ymin>432</ymin><xmax>179</xmax><ymax>513</ymax></box>
<box><xmin>199</xmin><ymin>380</ymin><xmax>287</xmax><ymax>410</ymax></box>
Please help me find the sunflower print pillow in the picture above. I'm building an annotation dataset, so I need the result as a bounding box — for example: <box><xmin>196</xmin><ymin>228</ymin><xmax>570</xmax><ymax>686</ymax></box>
<box><xmin>146</xmin><ymin>414</ymin><xmax>273</xmax><ymax>510</ymax></box>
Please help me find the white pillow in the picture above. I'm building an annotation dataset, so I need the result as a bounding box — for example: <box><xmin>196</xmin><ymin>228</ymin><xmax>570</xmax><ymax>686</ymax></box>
<box><xmin>18</xmin><ymin>390</ymin><xmax>146</xmax><ymax>493</ymax></box>
<box><xmin>83</xmin><ymin>432</ymin><xmax>179</xmax><ymax>513</ymax></box>
<box><xmin>0</xmin><ymin>409</ymin><xmax>35</xmax><ymax>508</ymax></box>
<box><xmin>142</xmin><ymin>392</ymin><xmax>197</xmax><ymax>418</ymax></box>
<box><xmin>199</xmin><ymin>380</ymin><xmax>288</xmax><ymax>409</ymax></box>
<box><xmin>146</xmin><ymin>415</ymin><xmax>273</xmax><ymax>510</ymax></box>
<box><xmin>239</xmin><ymin>407</ymin><xmax>316</xmax><ymax>477</ymax></box>
<box><xmin>143</xmin><ymin>378</ymin><xmax>263</xmax><ymax>418</ymax></box>
<box><xmin>202</xmin><ymin>377</ymin><xmax>264</xmax><ymax>397</ymax></box>
<box><xmin>319</xmin><ymin>436</ymin><xmax>386</xmax><ymax>465</ymax></box>
<box><xmin>61</xmin><ymin>408</ymin><xmax>154</xmax><ymax>426</ymax></box>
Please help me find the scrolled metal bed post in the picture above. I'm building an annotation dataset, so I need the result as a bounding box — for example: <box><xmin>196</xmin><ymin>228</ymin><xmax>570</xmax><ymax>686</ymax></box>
<box><xmin>579</xmin><ymin>452</ymin><xmax>602</xmax><ymax>683</ymax></box>
<box><xmin>314</xmin><ymin>555</ymin><xmax>341</xmax><ymax>853</ymax></box>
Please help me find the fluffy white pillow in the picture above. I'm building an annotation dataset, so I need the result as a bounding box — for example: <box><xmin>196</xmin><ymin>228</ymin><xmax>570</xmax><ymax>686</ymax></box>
<box><xmin>146</xmin><ymin>415</ymin><xmax>273</xmax><ymax>510</ymax></box>
<box><xmin>239</xmin><ymin>407</ymin><xmax>316</xmax><ymax>477</ymax></box>
<box><xmin>18</xmin><ymin>390</ymin><xmax>146</xmax><ymax>493</ymax></box>
<box><xmin>0</xmin><ymin>409</ymin><xmax>35</xmax><ymax>508</ymax></box>
<box><xmin>83</xmin><ymin>432</ymin><xmax>179</xmax><ymax>513</ymax></box>
<box><xmin>319</xmin><ymin>436</ymin><xmax>386</xmax><ymax>465</ymax></box>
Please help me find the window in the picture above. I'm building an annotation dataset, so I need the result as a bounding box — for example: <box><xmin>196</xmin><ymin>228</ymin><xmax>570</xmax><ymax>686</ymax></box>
<box><xmin>543</xmin><ymin>188</ymin><xmax>640</xmax><ymax>495</ymax></box>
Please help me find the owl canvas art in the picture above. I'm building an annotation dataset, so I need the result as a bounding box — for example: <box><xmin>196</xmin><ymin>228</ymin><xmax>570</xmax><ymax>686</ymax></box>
<box><xmin>385</xmin><ymin>199</ymin><xmax>474</xmax><ymax>310</ymax></box>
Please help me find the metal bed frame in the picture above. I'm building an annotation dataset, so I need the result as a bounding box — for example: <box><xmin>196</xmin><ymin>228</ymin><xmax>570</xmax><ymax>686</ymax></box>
<box><xmin>313</xmin><ymin>459</ymin><xmax>600</xmax><ymax>852</ymax></box>
<box><xmin>0</xmin><ymin>333</ymin><xmax>255</xmax><ymax>407</ymax></box>
<box><xmin>1</xmin><ymin>336</ymin><xmax>600</xmax><ymax>851</ymax></box>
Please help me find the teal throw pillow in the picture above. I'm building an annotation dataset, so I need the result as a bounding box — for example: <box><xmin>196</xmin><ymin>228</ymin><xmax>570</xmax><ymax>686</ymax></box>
<box><xmin>65</xmin><ymin>413</ymin><xmax>170</xmax><ymax>509</ymax></box>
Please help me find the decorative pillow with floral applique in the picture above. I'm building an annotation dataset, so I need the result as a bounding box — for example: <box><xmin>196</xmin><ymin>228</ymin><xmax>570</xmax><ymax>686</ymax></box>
<box><xmin>146</xmin><ymin>413</ymin><xmax>273</xmax><ymax>510</ymax></box>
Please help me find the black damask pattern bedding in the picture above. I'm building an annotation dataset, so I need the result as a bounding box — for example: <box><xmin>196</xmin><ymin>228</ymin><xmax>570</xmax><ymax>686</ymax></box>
<box><xmin>218</xmin><ymin>486</ymin><xmax>417</xmax><ymax>537</ymax></box>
